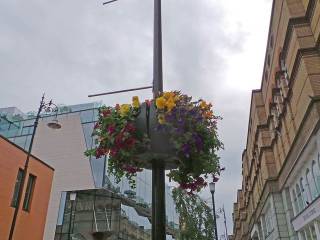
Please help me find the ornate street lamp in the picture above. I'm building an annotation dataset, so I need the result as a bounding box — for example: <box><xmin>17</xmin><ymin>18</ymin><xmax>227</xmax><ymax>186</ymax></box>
<box><xmin>209</xmin><ymin>182</ymin><xmax>218</xmax><ymax>240</ymax></box>
<box><xmin>8</xmin><ymin>94</ymin><xmax>61</xmax><ymax>240</ymax></box>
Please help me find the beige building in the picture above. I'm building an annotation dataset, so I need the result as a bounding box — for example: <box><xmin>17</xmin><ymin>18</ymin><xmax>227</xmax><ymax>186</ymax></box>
<box><xmin>232</xmin><ymin>0</ymin><xmax>320</xmax><ymax>239</ymax></box>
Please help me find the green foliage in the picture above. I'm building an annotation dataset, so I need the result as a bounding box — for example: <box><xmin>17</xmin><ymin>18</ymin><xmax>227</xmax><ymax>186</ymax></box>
<box><xmin>172</xmin><ymin>188</ymin><xmax>216</xmax><ymax>240</ymax></box>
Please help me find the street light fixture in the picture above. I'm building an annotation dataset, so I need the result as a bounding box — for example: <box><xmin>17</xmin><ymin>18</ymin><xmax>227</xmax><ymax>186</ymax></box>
<box><xmin>209</xmin><ymin>182</ymin><xmax>218</xmax><ymax>240</ymax></box>
<box><xmin>8</xmin><ymin>94</ymin><xmax>61</xmax><ymax>240</ymax></box>
<box><xmin>68</xmin><ymin>192</ymin><xmax>77</xmax><ymax>240</ymax></box>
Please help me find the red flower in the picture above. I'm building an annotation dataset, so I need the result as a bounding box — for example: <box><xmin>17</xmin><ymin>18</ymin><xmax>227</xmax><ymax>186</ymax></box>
<box><xmin>125</xmin><ymin>123</ymin><xmax>136</xmax><ymax>132</ymax></box>
<box><xmin>107</xmin><ymin>125</ymin><xmax>116</xmax><ymax>134</ymax></box>
<box><xmin>122</xmin><ymin>164</ymin><xmax>143</xmax><ymax>174</ymax></box>
<box><xmin>115</xmin><ymin>132</ymin><xmax>126</xmax><ymax>148</ymax></box>
<box><xmin>94</xmin><ymin>122</ymin><xmax>100</xmax><ymax>129</ymax></box>
<box><xmin>126</xmin><ymin>138</ymin><xmax>136</xmax><ymax>148</ymax></box>
<box><xmin>102</xmin><ymin>109</ymin><xmax>111</xmax><ymax>117</ymax></box>
<box><xmin>110</xmin><ymin>148</ymin><xmax>118</xmax><ymax>157</ymax></box>
<box><xmin>95</xmin><ymin>147</ymin><xmax>106</xmax><ymax>158</ymax></box>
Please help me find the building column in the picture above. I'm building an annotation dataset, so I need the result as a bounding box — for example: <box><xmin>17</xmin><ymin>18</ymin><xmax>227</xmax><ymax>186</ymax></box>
<box><xmin>260</xmin><ymin>215</ymin><xmax>267</xmax><ymax>239</ymax></box>
<box><xmin>298</xmin><ymin>231</ymin><xmax>305</xmax><ymax>240</ymax></box>
<box><xmin>314</xmin><ymin>221</ymin><xmax>320</xmax><ymax>239</ymax></box>
<box><xmin>289</xmin><ymin>188</ymin><xmax>298</xmax><ymax>216</ymax></box>
<box><xmin>258</xmin><ymin>220</ymin><xmax>265</xmax><ymax>240</ymax></box>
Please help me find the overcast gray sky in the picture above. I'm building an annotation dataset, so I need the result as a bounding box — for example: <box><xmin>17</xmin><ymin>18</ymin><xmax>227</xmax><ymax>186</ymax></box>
<box><xmin>0</xmin><ymin>0</ymin><xmax>272</xmax><ymax>235</ymax></box>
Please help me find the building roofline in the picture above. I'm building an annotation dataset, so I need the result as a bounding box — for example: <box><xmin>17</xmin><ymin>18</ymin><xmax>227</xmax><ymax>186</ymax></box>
<box><xmin>0</xmin><ymin>134</ymin><xmax>54</xmax><ymax>171</ymax></box>
<box><xmin>260</xmin><ymin>0</ymin><xmax>276</xmax><ymax>90</ymax></box>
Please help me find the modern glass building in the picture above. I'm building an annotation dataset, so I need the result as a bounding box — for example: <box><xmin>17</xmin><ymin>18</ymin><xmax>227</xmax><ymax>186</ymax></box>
<box><xmin>0</xmin><ymin>103</ymin><xmax>179</xmax><ymax>240</ymax></box>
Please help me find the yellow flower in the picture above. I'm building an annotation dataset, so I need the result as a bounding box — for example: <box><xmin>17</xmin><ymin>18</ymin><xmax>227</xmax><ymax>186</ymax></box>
<box><xmin>156</xmin><ymin>96</ymin><xmax>166</xmax><ymax>109</ymax></box>
<box><xmin>166</xmin><ymin>98</ymin><xmax>176</xmax><ymax>112</ymax></box>
<box><xmin>200</xmin><ymin>100</ymin><xmax>208</xmax><ymax>109</ymax></box>
<box><xmin>158</xmin><ymin>114</ymin><xmax>166</xmax><ymax>124</ymax></box>
<box><xmin>163</xmin><ymin>91</ymin><xmax>175</xmax><ymax>100</ymax></box>
<box><xmin>119</xmin><ymin>104</ymin><xmax>131</xmax><ymax>117</ymax></box>
<box><xmin>132</xmin><ymin>96</ymin><xmax>140</xmax><ymax>108</ymax></box>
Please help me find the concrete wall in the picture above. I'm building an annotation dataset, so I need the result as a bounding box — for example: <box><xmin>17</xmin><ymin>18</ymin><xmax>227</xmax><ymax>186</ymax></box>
<box><xmin>32</xmin><ymin>114</ymin><xmax>95</xmax><ymax>240</ymax></box>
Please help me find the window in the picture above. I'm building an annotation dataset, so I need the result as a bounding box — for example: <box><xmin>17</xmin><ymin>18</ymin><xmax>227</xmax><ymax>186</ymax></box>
<box><xmin>311</xmin><ymin>161</ymin><xmax>320</xmax><ymax>198</ymax></box>
<box><xmin>22</xmin><ymin>174</ymin><xmax>36</xmax><ymax>211</ymax></box>
<box><xmin>265</xmin><ymin>208</ymin><xmax>274</xmax><ymax>235</ymax></box>
<box><xmin>292</xmin><ymin>189</ymin><xmax>299</xmax><ymax>215</ymax></box>
<box><xmin>306</xmin><ymin>168</ymin><xmax>313</xmax><ymax>201</ymax></box>
<box><xmin>296</xmin><ymin>184</ymin><xmax>304</xmax><ymax>212</ymax></box>
<box><xmin>267</xmin><ymin>54</ymin><xmax>271</xmax><ymax>67</ymax></box>
<box><xmin>300</xmin><ymin>178</ymin><xmax>308</xmax><ymax>206</ymax></box>
<box><xmin>11</xmin><ymin>169</ymin><xmax>24</xmax><ymax>208</ymax></box>
<box><xmin>317</xmin><ymin>154</ymin><xmax>320</xmax><ymax>191</ymax></box>
<box><xmin>264</xmin><ymin>70</ymin><xmax>269</xmax><ymax>82</ymax></box>
<box><xmin>270</xmin><ymin>35</ymin><xmax>274</xmax><ymax>48</ymax></box>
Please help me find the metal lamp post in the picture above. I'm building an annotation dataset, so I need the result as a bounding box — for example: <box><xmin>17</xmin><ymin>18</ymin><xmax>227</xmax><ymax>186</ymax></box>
<box><xmin>96</xmin><ymin>0</ymin><xmax>166</xmax><ymax>238</ymax></box>
<box><xmin>8</xmin><ymin>94</ymin><xmax>61</xmax><ymax>240</ymax></box>
<box><xmin>209</xmin><ymin>182</ymin><xmax>218</xmax><ymax>240</ymax></box>
<box><xmin>68</xmin><ymin>192</ymin><xmax>77</xmax><ymax>240</ymax></box>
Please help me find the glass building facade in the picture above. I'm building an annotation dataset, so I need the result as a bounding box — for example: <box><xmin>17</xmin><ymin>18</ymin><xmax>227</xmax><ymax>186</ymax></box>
<box><xmin>0</xmin><ymin>103</ymin><xmax>178</xmax><ymax>239</ymax></box>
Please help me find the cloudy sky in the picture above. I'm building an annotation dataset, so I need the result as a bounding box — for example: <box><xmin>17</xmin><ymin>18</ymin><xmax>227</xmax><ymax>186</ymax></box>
<box><xmin>0</xmin><ymin>0</ymin><xmax>272</xmax><ymax>235</ymax></box>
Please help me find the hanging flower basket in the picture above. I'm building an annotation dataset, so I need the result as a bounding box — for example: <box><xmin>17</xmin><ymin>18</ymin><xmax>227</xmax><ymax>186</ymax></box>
<box><xmin>85</xmin><ymin>91</ymin><xmax>223</xmax><ymax>192</ymax></box>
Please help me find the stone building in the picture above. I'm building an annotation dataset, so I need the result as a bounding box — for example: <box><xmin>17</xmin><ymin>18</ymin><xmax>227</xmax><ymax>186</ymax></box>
<box><xmin>232</xmin><ymin>0</ymin><xmax>320</xmax><ymax>239</ymax></box>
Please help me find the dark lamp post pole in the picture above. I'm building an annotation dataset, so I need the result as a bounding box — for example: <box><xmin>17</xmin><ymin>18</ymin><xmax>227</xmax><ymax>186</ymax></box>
<box><xmin>97</xmin><ymin>0</ymin><xmax>166</xmax><ymax>238</ymax></box>
<box><xmin>8</xmin><ymin>94</ymin><xmax>61</xmax><ymax>240</ymax></box>
<box><xmin>209</xmin><ymin>182</ymin><xmax>218</xmax><ymax>240</ymax></box>
<box><xmin>152</xmin><ymin>0</ymin><xmax>166</xmax><ymax>239</ymax></box>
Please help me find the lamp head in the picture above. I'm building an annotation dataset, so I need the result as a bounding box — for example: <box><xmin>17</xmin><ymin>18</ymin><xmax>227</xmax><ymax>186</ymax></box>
<box><xmin>47</xmin><ymin>118</ymin><xmax>61</xmax><ymax>129</ymax></box>
<box><xmin>70</xmin><ymin>192</ymin><xmax>77</xmax><ymax>201</ymax></box>
<box><xmin>209</xmin><ymin>182</ymin><xmax>215</xmax><ymax>193</ymax></box>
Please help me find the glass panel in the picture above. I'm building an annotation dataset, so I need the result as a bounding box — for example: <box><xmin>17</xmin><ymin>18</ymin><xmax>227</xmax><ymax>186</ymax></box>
<box><xmin>57</xmin><ymin>192</ymin><xmax>67</xmax><ymax>226</ymax></box>
<box><xmin>21</xmin><ymin>126</ymin><xmax>34</xmax><ymax>135</ymax></box>
<box><xmin>80</xmin><ymin>110</ymin><xmax>94</xmax><ymax>123</ymax></box>
<box><xmin>82</xmin><ymin>123</ymin><xmax>94</xmax><ymax>149</ymax></box>
<box><xmin>24</xmin><ymin>135</ymin><xmax>32</xmax><ymax>150</ymax></box>
<box><xmin>90</xmin><ymin>156</ymin><xmax>106</xmax><ymax>188</ymax></box>
<box><xmin>13</xmin><ymin>136</ymin><xmax>27</xmax><ymax>149</ymax></box>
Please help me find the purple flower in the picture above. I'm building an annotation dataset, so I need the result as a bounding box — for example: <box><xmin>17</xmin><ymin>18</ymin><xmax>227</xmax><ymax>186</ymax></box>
<box><xmin>182</xmin><ymin>143</ymin><xmax>191</xmax><ymax>157</ymax></box>
<box><xmin>193</xmin><ymin>133</ymin><xmax>203</xmax><ymax>151</ymax></box>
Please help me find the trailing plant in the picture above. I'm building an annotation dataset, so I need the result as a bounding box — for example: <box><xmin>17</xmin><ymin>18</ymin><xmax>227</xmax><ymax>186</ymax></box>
<box><xmin>155</xmin><ymin>91</ymin><xmax>223</xmax><ymax>193</ymax></box>
<box><xmin>172</xmin><ymin>188</ymin><xmax>216</xmax><ymax>240</ymax></box>
<box><xmin>85</xmin><ymin>98</ymin><xmax>150</xmax><ymax>187</ymax></box>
